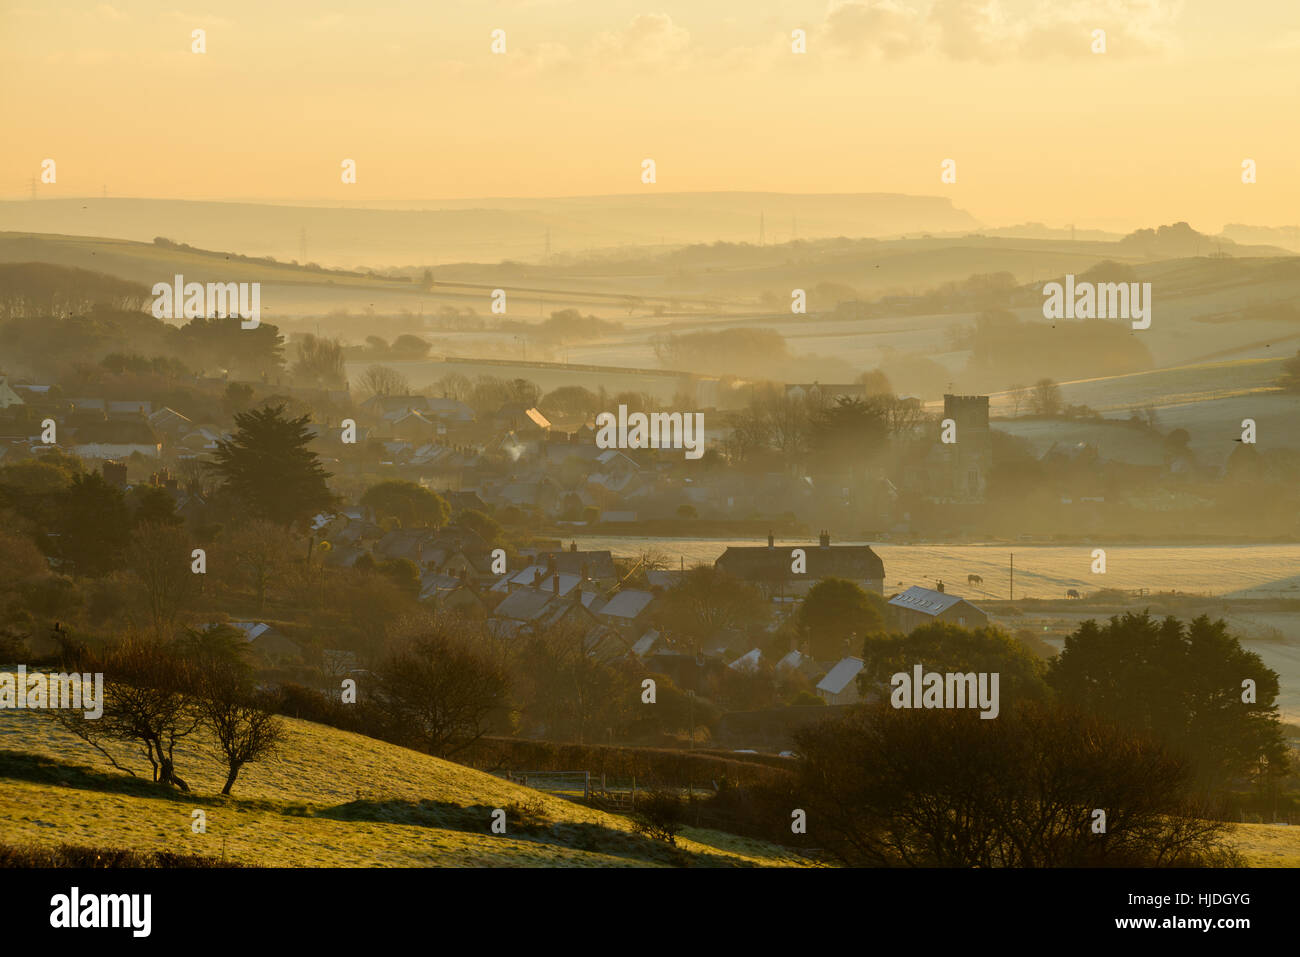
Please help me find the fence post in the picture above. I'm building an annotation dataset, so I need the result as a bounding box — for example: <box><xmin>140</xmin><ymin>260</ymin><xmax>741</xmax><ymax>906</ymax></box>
<box><xmin>584</xmin><ymin>771</ymin><xmax>590</xmax><ymax>800</ymax></box>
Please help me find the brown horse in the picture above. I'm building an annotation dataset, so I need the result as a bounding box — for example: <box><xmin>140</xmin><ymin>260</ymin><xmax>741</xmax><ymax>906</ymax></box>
<box><xmin>967</xmin><ymin>574</ymin><xmax>983</xmax><ymax>586</ymax></box>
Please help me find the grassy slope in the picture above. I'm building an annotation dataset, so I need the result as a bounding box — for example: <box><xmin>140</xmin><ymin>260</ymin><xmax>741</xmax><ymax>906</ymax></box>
<box><xmin>0</xmin><ymin>709</ymin><xmax>811</xmax><ymax>868</ymax></box>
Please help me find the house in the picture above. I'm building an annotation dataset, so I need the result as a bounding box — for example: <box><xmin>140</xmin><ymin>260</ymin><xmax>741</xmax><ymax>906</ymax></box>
<box><xmin>384</xmin><ymin>408</ymin><xmax>440</xmax><ymax>442</ymax></box>
<box><xmin>495</xmin><ymin>404</ymin><xmax>551</xmax><ymax>434</ymax></box>
<box><xmin>418</xmin><ymin>571</ymin><xmax>485</xmax><ymax>615</ymax></box>
<box><xmin>715</xmin><ymin>532</ymin><xmax>884</xmax><ymax>596</ymax></box>
<box><xmin>595</xmin><ymin>588</ymin><xmax>656</xmax><ymax>632</ymax></box>
<box><xmin>630</xmin><ymin>629</ymin><xmax>662</xmax><ymax>658</ymax></box>
<box><xmin>207</xmin><ymin>621</ymin><xmax>302</xmax><ymax>664</ymax></box>
<box><xmin>785</xmin><ymin>382</ymin><xmax>868</xmax><ymax>405</ymax></box>
<box><xmin>533</xmin><ymin>545</ymin><xmax>618</xmax><ymax>586</ymax></box>
<box><xmin>729</xmin><ymin>648</ymin><xmax>763</xmax><ymax>673</ymax></box>
<box><xmin>0</xmin><ymin>376</ymin><xmax>24</xmax><ymax>409</ymax></box>
<box><xmin>107</xmin><ymin>400</ymin><xmax>152</xmax><ymax>418</ymax></box>
<box><xmin>148</xmin><ymin>407</ymin><xmax>193</xmax><ymax>435</ymax></box>
<box><xmin>887</xmin><ymin>585</ymin><xmax>988</xmax><ymax>633</ymax></box>
<box><xmin>816</xmin><ymin>656</ymin><xmax>865</xmax><ymax>705</ymax></box>
<box><xmin>69</xmin><ymin>420</ymin><xmax>161</xmax><ymax>460</ymax></box>
<box><xmin>373</xmin><ymin>528</ymin><xmax>439</xmax><ymax>564</ymax></box>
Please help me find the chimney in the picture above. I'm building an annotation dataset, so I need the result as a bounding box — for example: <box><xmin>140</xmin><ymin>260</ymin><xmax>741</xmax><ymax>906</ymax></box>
<box><xmin>819</xmin><ymin>530</ymin><xmax>830</xmax><ymax>548</ymax></box>
<box><xmin>936</xmin><ymin>580</ymin><xmax>945</xmax><ymax>593</ymax></box>
<box><xmin>570</xmin><ymin>541</ymin><xmax>578</xmax><ymax>553</ymax></box>
<box><xmin>767</xmin><ymin>531</ymin><xmax>774</xmax><ymax>549</ymax></box>
<box><xmin>552</xmin><ymin>573</ymin><xmax>560</xmax><ymax>596</ymax></box>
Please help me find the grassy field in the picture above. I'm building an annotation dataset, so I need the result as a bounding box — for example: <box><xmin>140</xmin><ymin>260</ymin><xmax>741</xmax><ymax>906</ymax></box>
<box><xmin>0</xmin><ymin>708</ymin><xmax>812</xmax><ymax>868</ymax></box>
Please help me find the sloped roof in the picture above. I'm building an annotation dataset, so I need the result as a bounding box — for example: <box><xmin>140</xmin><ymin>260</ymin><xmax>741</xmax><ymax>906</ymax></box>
<box><xmin>493</xmin><ymin>588</ymin><xmax>557</xmax><ymax>622</ymax></box>
<box><xmin>536</xmin><ymin>549</ymin><xmax>616</xmax><ymax>579</ymax></box>
<box><xmin>776</xmin><ymin>650</ymin><xmax>811</xmax><ymax>672</ymax></box>
<box><xmin>598</xmin><ymin>589</ymin><xmax>655</xmax><ymax>620</ymax></box>
<box><xmin>817</xmin><ymin>656</ymin><xmax>865</xmax><ymax>695</ymax></box>
<box><xmin>729</xmin><ymin>648</ymin><xmax>763</xmax><ymax>672</ymax></box>
<box><xmin>887</xmin><ymin>586</ymin><xmax>967</xmax><ymax>616</ymax></box>
<box><xmin>717</xmin><ymin>542</ymin><xmax>884</xmax><ymax>581</ymax></box>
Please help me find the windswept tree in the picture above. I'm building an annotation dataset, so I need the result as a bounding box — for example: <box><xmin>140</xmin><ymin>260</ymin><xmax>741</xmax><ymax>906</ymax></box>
<box><xmin>95</xmin><ymin>639</ymin><xmax>201</xmax><ymax>790</ymax></box>
<box><xmin>194</xmin><ymin>655</ymin><xmax>285</xmax><ymax>795</ymax></box>
<box><xmin>209</xmin><ymin>404</ymin><xmax>333</xmax><ymax>527</ymax></box>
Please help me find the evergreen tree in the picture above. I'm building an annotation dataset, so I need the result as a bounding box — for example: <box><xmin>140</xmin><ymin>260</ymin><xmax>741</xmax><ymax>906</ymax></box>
<box><xmin>209</xmin><ymin>404</ymin><xmax>333</xmax><ymax>527</ymax></box>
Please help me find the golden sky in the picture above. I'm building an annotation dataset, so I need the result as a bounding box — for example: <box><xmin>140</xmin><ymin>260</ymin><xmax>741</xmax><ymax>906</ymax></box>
<box><xmin>2</xmin><ymin>0</ymin><xmax>1298</xmax><ymax>232</ymax></box>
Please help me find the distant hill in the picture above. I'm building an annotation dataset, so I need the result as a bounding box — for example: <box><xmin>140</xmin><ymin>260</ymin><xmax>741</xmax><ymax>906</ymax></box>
<box><xmin>0</xmin><ymin>193</ymin><xmax>981</xmax><ymax>269</ymax></box>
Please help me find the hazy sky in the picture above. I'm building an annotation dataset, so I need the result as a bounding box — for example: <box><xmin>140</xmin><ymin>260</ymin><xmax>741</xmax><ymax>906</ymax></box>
<box><xmin>2</xmin><ymin>0</ymin><xmax>1298</xmax><ymax>232</ymax></box>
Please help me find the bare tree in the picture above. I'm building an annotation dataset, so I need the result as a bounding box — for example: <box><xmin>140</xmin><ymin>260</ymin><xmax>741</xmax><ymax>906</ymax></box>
<box><xmin>357</xmin><ymin>364</ymin><xmax>410</xmax><ymax>398</ymax></box>
<box><xmin>375</xmin><ymin>630</ymin><xmax>509</xmax><ymax>757</ymax></box>
<box><xmin>1030</xmin><ymin>378</ymin><xmax>1063</xmax><ymax>417</ymax></box>
<box><xmin>197</xmin><ymin>662</ymin><xmax>286</xmax><ymax>795</ymax></box>
<box><xmin>126</xmin><ymin>522</ymin><xmax>200</xmax><ymax>640</ymax></box>
<box><xmin>222</xmin><ymin>520</ymin><xmax>299</xmax><ymax>612</ymax></box>
<box><xmin>1007</xmin><ymin>383</ymin><xmax>1030</xmax><ymax>418</ymax></box>
<box><xmin>94</xmin><ymin>639</ymin><xmax>201</xmax><ymax>790</ymax></box>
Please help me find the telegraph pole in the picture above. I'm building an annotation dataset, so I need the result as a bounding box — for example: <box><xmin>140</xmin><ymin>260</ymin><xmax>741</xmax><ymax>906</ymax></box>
<box><xmin>1009</xmin><ymin>552</ymin><xmax>1014</xmax><ymax>600</ymax></box>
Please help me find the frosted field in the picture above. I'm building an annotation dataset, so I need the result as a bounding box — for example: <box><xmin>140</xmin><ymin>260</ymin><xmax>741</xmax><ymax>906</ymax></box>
<box><xmin>574</xmin><ymin>538</ymin><xmax>1300</xmax><ymax>601</ymax></box>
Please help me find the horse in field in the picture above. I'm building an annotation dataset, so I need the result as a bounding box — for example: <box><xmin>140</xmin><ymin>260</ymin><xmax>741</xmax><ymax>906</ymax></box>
<box><xmin>967</xmin><ymin>574</ymin><xmax>982</xmax><ymax>586</ymax></box>
<box><xmin>1066</xmin><ymin>588</ymin><xmax>1081</xmax><ymax>599</ymax></box>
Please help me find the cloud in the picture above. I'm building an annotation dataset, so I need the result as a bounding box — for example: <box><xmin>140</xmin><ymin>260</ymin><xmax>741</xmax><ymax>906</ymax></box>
<box><xmin>823</xmin><ymin>0</ymin><xmax>927</xmax><ymax>58</ymax></box>
<box><xmin>816</xmin><ymin>0</ymin><xmax>1182</xmax><ymax>62</ymax></box>
<box><xmin>589</xmin><ymin>13</ymin><xmax>691</xmax><ymax>67</ymax></box>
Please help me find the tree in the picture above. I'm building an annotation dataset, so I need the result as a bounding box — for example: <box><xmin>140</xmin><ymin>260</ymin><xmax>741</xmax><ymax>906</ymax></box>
<box><xmin>1047</xmin><ymin>612</ymin><xmax>1288</xmax><ymax>793</ymax></box>
<box><xmin>540</xmin><ymin>385</ymin><xmax>600</xmax><ymax>420</ymax></box>
<box><xmin>797</xmin><ymin>578</ymin><xmax>887</xmax><ymax>661</ymax></box>
<box><xmin>129</xmin><ymin>485</ymin><xmax>182</xmax><ymax>527</ymax></box>
<box><xmin>209</xmin><ymin>404</ymin><xmax>333</xmax><ymax>527</ymax></box>
<box><xmin>55</xmin><ymin>471</ymin><xmax>132</xmax><ymax>576</ymax></box>
<box><xmin>291</xmin><ymin>334</ymin><xmax>346</xmax><ymax>389</ymax></box>
<box><xmin>454</xmin><ymin>509</ymin><xmax>504</xmax><ymax>546</ymax></box>
<box><xmin>126</xmin><ymin>522</ymin><xmax>200</xmax><ymax>640</ymax></box>
<box><xmin>809</xmin><ymin>396</ymin><xmax>889</xmax><ymax>469</ymax></box>
<box><xmin>859</xmin><ymin>621</ymin><xmax>1049</xmax><ymax>706</ymax></box>
<box><xmin>94</xmin><ymin>639</ymin><xmax>201</xmax><ymax>790</ymax></box>
<box><xmin>360</xmin><ymin>480</ymin><xmax>450</xmax><ymax>528</ymax></box>
<box><xmin>1030</xmin><ymin>378</ymin><xmax>1063</xmax><ymax>416</ymax></box>
<box><xmin>1007</xmin><ymin>383</ymin><xmax>1030</xmax><ymax>417</ymax></box>
<box><xmin>390</xmin><ymin>334</ymin><xmax>431</xmax><ymax>359</ymax></box>
<box><xmin>222</xmin><ymin>519</ymin><xmax>299</xmax><ymax>612</ymax></box>
<box><xmin>656</xmin><ymin>566</ymin><xmax>767</xmax><ymax>644</ymax></box>
<box><xmin>375</xmin><ymin>630</ymin><xmax>510</xmax><ymax>757</ymax></box>
<box><xmin>358</xmin><ymin>364</ymin><xmax>410</xmax><ymax>398</ymax></box>
<box><xmin>793</xmin><ymin>702</ymin><xmax>1238</xmax><ymax>867</ymax></box>
<box><xmin>196</xmin><ymin>659</ymin><xmax>285</xmax><ymax>795</ymax></box>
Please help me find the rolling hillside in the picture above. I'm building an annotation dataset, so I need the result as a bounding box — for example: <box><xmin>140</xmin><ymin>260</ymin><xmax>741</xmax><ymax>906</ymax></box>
<box><xmin>0</xmin><ymin>708</ymin><xmax>812</xmax><ymax>868</ymax></box>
